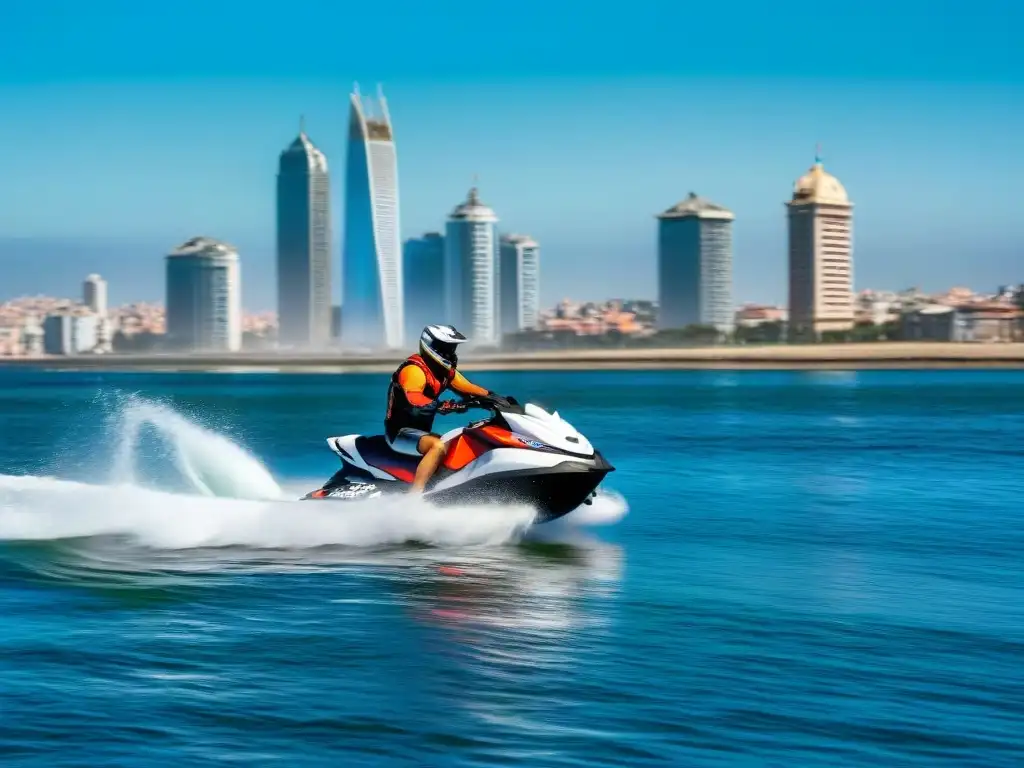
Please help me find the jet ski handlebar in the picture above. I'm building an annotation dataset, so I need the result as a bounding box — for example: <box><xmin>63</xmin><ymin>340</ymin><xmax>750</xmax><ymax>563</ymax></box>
<box><xmin>458</xmin><ymin>393</ymin><xmax>524</xmax><ymax>413</ymax></box>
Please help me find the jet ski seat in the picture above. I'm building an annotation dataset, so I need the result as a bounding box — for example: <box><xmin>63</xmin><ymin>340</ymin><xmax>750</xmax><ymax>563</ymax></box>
<box><xmin>354</xmin><ymin>435</ymin><xmax>422</xmax><ymax>483</ymax></box>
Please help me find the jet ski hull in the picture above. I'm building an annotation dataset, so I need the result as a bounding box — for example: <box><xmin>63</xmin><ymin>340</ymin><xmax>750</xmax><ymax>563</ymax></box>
<box><xmin>302</xmin><ymin>454</ymin><xmax>613</xmax><ymax>524</ymax></box>
<box><xmin>427</xmin><ymin>457</ymin><xmax>612</xmax><ymax>522</ymax></box>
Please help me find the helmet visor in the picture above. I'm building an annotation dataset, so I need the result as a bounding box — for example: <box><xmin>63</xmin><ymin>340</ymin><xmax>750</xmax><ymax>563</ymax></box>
<box><xmin>432</xmin><ymin>341</ymin><xmax>458</xmax><ymax>367</ymax></box>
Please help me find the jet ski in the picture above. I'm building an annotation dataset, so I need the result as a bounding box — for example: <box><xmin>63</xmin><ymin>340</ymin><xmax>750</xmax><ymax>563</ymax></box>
<box><xmin>300</xmin><ymin>393</ymin><xmax>614</xmax><ymax>523</ymax></box>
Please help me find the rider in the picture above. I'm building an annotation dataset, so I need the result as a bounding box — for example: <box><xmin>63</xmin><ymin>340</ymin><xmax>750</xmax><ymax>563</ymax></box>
<box><xmin>385</xmin><ymin>324</ymin><xmax>497</xmax><ymax>493</ymax></box>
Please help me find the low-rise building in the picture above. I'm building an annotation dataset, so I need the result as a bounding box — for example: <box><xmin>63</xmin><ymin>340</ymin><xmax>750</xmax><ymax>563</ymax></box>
<box><xmin>900</xmin><ymin>303</ymin><xmax>1022</xmax><ymax>342</ymax></box>
<box><xmin>43</xmin><ymin>313</ymin><xmax>99</xmax><ymax>355</ymax></box>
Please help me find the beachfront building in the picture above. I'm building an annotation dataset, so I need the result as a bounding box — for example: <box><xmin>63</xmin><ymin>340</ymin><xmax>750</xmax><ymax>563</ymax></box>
<box><xmin>165</xmin><ymin>236</ymin><xmax>242</xmax><ymax>353</ymax></box>
<box><xmin>444</xmin><ymin>187</ymin><xmax>500</xmax><ymax>348</ymax></box>
<box><xmin>656</xmin><ymin>192</ymin><xmax>735</xmax><ymax>334</ymax></box>
<box><xmin>42</xmin><ymin>313</ymin><xmax>98</xmax><ymax>355</ymax></box>
<box><xmin>341</xmin><ymin>84</ymin><xmax>403</xmax><ymax>350</ymax></box>
<box><xmin>499</xmin><ymin>234</ymin><xmax>540</xmax><ymax>337</ymax></box>
<box><xmin>403</xmin><ymin>232</ymin><xmax>445</xmax><ymax>344</ymax></box>
<box><xmin>786</xmin><ymin>153</ymin><xmax>855</xmax><ymax>340</ymax></box>
<box><xmin>276</xmin><ymin>119</ymin><xmax>332</xmax><ymax>349</ymax></box>
<box><xmin>900</xmin><ymin>303</ymin><xmax>1022</xmax><ymax>343</ymax></box>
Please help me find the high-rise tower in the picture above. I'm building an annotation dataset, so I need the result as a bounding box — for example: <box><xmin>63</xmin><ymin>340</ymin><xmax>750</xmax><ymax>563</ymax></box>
<box><xmin>786</xmin><ymin>152</ymin><xmax>854</xmax><ymax>339</ymax></box>
<box><xmin>656</xmin><ymin>192</ymin><xmax>735</xmax><ymax>334</ymax></box>
<box><xmin>499</xmin><ymin>234</ymin><xmax>540</xmax><ymax>337</ymax></box>
<box><xmin>165</xmin><ymin>237</ymin><xmax>242</xmax><ymax>352</ymax></box>
<box><xmin>82</xmin><ymin>273</ymin><xmax>112</xmax><ymax>352</ymax></box>
<box><xmin>276</xmin><ymin>119</ymin><xmax>331</xmax><ymax>348</ymax></box>
<box><xmin>341</xmin><ymin>84</ymin><xmax>403</xmax><ymax>350</ymax></box>
<box><xmin>444</xmin><ymin>187</ymin><xmax>499</xmax><ymax>347</ymax></box>
<box><xmin>82</xmin><ymin>274</ymin><xmax>108</xmax><ymax>317</ymax></box>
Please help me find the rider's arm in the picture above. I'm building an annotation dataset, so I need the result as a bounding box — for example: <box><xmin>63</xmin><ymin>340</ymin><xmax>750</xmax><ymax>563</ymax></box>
<box><xmin>450</xmin><ymin>370</ymin><xmax>490</xmax><ymax>398</ymax></box>
<box><xmin>397</xmin><ymin>365</ymin><xmax>433</xmax><ymax>407</ymax></box>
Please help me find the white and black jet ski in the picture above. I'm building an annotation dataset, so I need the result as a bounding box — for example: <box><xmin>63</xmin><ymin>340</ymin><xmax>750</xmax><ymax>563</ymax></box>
<box><xmin>301</xmin><ymin>393</ymin><xmax>614</xmax><ymax>523</ymax></box>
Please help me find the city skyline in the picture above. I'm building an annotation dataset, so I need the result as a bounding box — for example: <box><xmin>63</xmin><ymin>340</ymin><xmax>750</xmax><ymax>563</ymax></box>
<box><xmin>0</xmin><ymin>3</ymin><xmax>1021</xmax><ymax>311</ymax></box>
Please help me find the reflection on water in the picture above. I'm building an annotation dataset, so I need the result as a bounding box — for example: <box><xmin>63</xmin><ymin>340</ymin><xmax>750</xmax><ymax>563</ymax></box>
<box><xmin>411</xmin><ymin>537</ymin><xmax>623</xmax><ymax>633</ymax></box>
<box><xmin>2</xmin><ymin>526</ymin><xmax>626</xmax><ymax>753</ymax></box>
<box><xmin>402</xmin><ymin>535</ymin><xmax>625</xmax><ymax>743</ymax></box>
<box><xmin>2</xmin><ymin>531</ymin><xmax>624</xmax><ymax>638</ymax></box>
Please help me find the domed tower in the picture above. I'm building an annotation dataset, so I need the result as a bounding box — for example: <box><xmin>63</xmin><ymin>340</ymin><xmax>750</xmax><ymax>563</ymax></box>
<box><xmin>785</xmin><ymin>151</ymin><xmax>854</xmax><ymax>340</ymax></box>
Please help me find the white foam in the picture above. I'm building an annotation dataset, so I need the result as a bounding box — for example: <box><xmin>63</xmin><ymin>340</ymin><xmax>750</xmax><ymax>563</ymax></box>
<box><xmin>558</xmin><ymin>488</ymin><xmax>629</xmax><ymax>527</ymax></box>
<box><xmin>0</xmin><ymin>474</ymin><xmax>537</xmax><ymax>549</ymax></box>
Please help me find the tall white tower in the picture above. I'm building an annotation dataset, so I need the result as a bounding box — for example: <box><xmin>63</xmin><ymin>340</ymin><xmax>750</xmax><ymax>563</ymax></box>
<box><xmin>444</xmin><ymin>187</ymin><xmax>499</xmax><ymax>347</ymax></box>
<box><xmin>83</xmin><ymin>274</ymin><xmax>108</xmax><ymax>317</ymax></box>
<box><xmin>276</xmin><ymin>119</ymin><xmax>332</xmax><ymax>348</ymax></box>
<box><xmin>83</xmin><ymin>273</ymin><xmax>112</xmax><ymax>352</ymax></box>
<box><xmin>499</xmin><ymin>234</ymin><xmax>540</xmax><ymax>336</ymax></box>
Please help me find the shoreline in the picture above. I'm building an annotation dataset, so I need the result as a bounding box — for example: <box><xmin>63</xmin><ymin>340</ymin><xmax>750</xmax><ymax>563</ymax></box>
<box><xmin>3</xmin><ymin>343</ymin><xmax>1024</xmax><ymax>372</ymax></box>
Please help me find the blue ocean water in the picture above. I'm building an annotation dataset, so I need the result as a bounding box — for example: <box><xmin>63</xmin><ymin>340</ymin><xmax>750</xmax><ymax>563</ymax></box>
<box><xmin>0</xmin><ymin>368</ymin><xmax>1022</xmax><ymax>767</ymax></box>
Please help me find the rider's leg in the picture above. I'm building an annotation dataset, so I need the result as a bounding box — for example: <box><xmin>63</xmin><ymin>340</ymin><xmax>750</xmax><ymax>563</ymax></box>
<box><xmin>411</xmin><ymin>434</ymin><xmax>446</xmax><ymax>493</ymax></box>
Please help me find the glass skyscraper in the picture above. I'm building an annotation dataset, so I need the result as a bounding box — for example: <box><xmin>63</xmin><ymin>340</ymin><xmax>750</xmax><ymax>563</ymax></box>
<box><xmin>341</xmin><ymin>85</ymin><xmax>403</xmax><ymax>350</ymax></box>
<box><xmin>656</xmin><ymin>192</ymin><xmax>735</xmax><ymax>334</ymax></box>
<box><xmin>276</xmin><ymin>122</ymin><xmax>331</xmax><ymax>348</ymax></box>
<box><xmin>403</xmin><ymin>232</ymin><xmax>445</xmax><ymax>344</ymax></box>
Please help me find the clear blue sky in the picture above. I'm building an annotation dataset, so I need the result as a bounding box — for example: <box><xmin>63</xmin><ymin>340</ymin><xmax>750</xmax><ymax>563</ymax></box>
<box><xmin>0</xmin><ymin>0</ymin><xmax>1022</xmax><ymax>310</ymax></box>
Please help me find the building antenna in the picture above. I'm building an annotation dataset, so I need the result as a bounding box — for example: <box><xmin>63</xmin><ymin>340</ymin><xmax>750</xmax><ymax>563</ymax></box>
<box><xmin>815</xmin><ymin>142</ymin><xmax>822</xmax><ymax>165</ymax></box>
<box><xmin>299</xmin><ymin>114</ymin><xmax>306</xmax><ymax>135</ymax></box>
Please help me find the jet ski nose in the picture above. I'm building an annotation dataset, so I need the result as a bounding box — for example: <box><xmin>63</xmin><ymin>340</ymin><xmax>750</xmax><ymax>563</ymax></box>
<box><xmin>592</xmin><ymin>451</ymin><xmax>614</xmax><ymax>472</ymax></box>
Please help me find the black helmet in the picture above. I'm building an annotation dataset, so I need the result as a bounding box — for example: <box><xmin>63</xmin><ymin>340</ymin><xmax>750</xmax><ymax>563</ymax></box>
<box><xmin>419</xmin><ymin>324</ymin><xmax>467</xmax><ymax>378</ymax></box>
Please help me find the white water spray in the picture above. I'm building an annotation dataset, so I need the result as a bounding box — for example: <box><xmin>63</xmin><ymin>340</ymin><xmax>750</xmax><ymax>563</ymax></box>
<box><xmin>109</xmin><ymin>397</ymin><xmax>283</xmax><ymax>500</ymax></box>
<box><xmin>561</xmin><ymin>488</ymin><xmax>630</xmax><ymax>527</ymax></box>
<box><xmin>0</xmin><ymin>474</ymin><xmax>537</xmax><ymax>549</ymax></box>
<box><xmin>0</xmin><ymin>395</ymin><xmax>626</xmax><ymax>552</ymax></box>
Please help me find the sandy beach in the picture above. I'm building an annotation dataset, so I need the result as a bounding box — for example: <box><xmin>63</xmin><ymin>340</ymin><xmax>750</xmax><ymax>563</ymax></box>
<box><xmin>4</xmin><ymin>343</ymin><xmax>1024</xmax><ymax>372</ymax></box>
